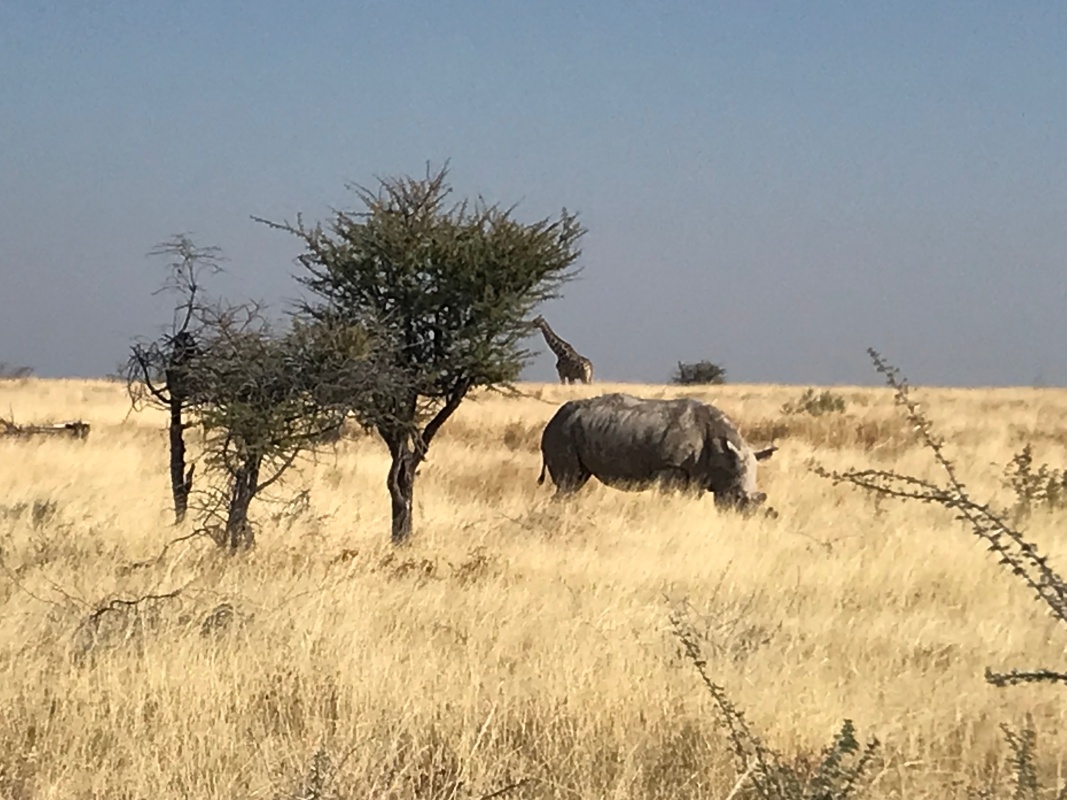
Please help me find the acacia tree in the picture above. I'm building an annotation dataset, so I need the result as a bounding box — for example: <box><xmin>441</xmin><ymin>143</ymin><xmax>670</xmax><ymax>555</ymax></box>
<box><xmin>125</xmin><ymin>235</ymin><xmax>223</xmax><ymax>523</ymax></box>
<box><xmin>125</xmin><ymin>236</ymin><xmax>408</xmax><ymax>548</ymax></box>
<box><xmin>190</xmin><ymin>305</ymin><xmax>406</xmax><ymax>550</ymax></box>
<box><xmin>258</xmin><ymin>165</ymin><xmax>586</xmax><ymax>543</ymax></box>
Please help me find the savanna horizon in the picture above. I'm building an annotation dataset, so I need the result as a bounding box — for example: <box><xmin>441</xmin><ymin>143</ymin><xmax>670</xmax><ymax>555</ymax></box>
<box><xmin>2</xmin><ymin>378</ymin><xmax>1066</xmax><ymax>799</ymax></box>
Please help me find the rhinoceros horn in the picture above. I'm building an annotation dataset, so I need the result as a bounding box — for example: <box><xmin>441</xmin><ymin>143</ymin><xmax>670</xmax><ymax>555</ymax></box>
<box><xmin>754</xmin><ymin>445</ymin><xmax>777</xmax><ymax>461</ymax></box>
<box><xmin>724</xmin><ymin>440</ymin><xmax>776</xmax><ymax>462</ymax></box>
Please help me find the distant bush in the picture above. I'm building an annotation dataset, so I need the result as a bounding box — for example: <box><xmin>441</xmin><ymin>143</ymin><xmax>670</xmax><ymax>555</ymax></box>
<box><xmin>782</xmin><ymin>388</ymin><xmax>847</xmax><ymax>416</ymax></box>
<box><xmin>671</xmin><ymin>360</ymin><xmax>726</xmax><ymax>385</ymax></box>
<box><xmin>501</xmin><ymin>420</ymin><xmax>540</xmax><ymax>453</ymax></box>
<box><xmin>0</xmin><ymin>362</ymin><xmax>33</xmax><ymax>381</ymax></box>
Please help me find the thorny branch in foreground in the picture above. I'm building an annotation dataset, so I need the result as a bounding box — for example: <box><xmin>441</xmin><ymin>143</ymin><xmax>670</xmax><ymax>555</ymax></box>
<box><xmin>984</xmin><ymin>667</ymin><xmax>1067</xmax><ymax>688</ymax></box>
<box><xmin>668</xmin><ymin>606</ymin><xmax>879</xmax><ymax>800</ymax></box>
<box><xmin>813</xmin><ymin>347</ymin><xmax>1067</xmax><ymax>686</ymax></box>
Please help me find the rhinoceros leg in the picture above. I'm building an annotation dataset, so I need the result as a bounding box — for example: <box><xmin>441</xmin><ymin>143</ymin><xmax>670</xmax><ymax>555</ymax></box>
<box><xmin>540</xmin><ymin>452</ymin><xmax>591</xmax><ymax>497</ymax></box>
<box><xmin>550</xmin><ymin>462</ymin><xmax>591</xmax><ymax>496</ymax></box>
<box><xmin>550</xmin><ymin>460</ymin><xmax>593</xmax><ymax>499</ymax></box>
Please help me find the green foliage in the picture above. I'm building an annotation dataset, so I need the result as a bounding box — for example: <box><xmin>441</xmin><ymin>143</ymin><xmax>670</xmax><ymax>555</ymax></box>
<box><xmin>669</xmin><ymin>605</ymin><xmax>880</xmax><ymax>800</ymax></box>
<box><xmin>265</xmin><ymin>165</ymin><xmax>585</xmax><ymax>401</ymax></box>
<box><xmin>671</xmin><ymin>360</ymin><xmax>727</xmax><ymax>385</ymax></box>
<box><xmin>1002</xmin><ymin>444</ymin><xmax>1067</xmax><ymax>518</ymax></box>
<box><xmin>194</xmin><ymin>318</ymin><xmax>328</xmax><ymax>474</ymax></box>
<box><xmin>190</xmin><ymin>307</ymin><xmax>405</xmax><ymax>549</ymax></box>
<box><xmin>294</xmin><ymin>745</ymin><xmax>336</xmax><ymax>800</ymax></box>
<box><xmin>782</xmin><ymin>388</ymin><xmax>847</xmax><ymax>416</ymax></box>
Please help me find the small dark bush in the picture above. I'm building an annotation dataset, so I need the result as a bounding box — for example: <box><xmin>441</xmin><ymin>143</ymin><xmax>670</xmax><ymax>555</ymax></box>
<box><xmin>671</xmin><ymin>360</ymin><xmax>727</xmax><ymax>385</ymax></box>
<box><xmin>0</xmin><ymin>362</ymin><xmax>33</xmax><ymax>381</ymax></box>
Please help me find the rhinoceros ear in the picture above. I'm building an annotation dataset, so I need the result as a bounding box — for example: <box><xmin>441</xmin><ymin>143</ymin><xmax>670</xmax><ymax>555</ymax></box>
<box><xmin>754</xmin><ymin>445</ymin><xmax>777</xmax><ymax>461</ymax></box>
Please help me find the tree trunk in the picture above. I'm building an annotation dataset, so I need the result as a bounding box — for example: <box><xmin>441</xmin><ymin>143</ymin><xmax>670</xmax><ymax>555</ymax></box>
<box><xmin>379</xmin><ymin>388</ymin><xmax>468</xmax><ymax>545</ymax></box>
<box><xmin>225</xmin><ymin>455</ymin><xmax>261</xmax><ymax>551</ymax></box>
<box><xmin>386</xmin><ymin>439</ymin><xmax>418</xmax><ymax>545</ymax></box>
<box><xmin>167</xmin><ymin>397</ymin><xmax>192</xmax><ymax>523</ymax></box>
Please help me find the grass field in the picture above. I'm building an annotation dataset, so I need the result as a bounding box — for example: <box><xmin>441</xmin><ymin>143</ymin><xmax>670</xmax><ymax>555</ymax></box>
<box><xmin>1</xmin><ymin>377</ymin><xmax>1066</xmax><ymax>799</ymax></box>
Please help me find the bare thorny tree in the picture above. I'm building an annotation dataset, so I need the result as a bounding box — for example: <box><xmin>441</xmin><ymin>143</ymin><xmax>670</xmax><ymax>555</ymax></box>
<box><xmin>124</xmin><ymin>235</ymin><xmax>222</xmax><ymax>522</ymax></box>
<box><xmin>814</xmin><ymin>347</ymin><xmax>1067</xmax><ymax>687</ymax></box>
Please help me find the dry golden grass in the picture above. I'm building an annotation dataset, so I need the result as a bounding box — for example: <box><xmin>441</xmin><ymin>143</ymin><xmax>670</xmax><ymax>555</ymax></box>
<box><xmin>2</xmin><ymin>377</ymin><xmax>1067</xmax><ymax>799</ymax></box>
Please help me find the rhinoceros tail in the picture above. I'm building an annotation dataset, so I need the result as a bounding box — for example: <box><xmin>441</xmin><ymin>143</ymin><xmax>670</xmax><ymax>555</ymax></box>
<box><xmin>537</xmin><ymin>458</ymin><xmax>547</xmax><ymax>486</ymax></box>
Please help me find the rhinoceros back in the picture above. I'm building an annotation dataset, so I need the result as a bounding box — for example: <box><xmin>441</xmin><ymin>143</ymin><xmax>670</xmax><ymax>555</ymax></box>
<box><xmin>564</xmin><ymin>394</ymin><xmax>710</xmax><ymax>487</ymax></box>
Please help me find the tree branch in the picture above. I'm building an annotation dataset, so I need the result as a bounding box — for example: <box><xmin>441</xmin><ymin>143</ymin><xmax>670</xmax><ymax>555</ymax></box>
<box><xmin>985</xmin><ymin>667</ymin><xmax>1067</xmax><ymax>687</ymax></box>
<box><xmin>419</xmin><ymin>379</ymin><xmax>471</xmax><ymax>455</ymax></box>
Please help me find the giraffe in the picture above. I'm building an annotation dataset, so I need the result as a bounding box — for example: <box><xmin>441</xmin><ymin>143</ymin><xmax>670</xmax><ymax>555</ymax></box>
<box><xmin>531</xmin><ymin>315</ymin><xmax>594</xmax><ymax>384</ymax></box>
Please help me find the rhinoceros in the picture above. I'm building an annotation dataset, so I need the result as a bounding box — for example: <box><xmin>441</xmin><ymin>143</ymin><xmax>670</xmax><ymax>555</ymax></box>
<box><xmin>537</xmin><ymin>393</ymin><xmax>775</xmax><ymax>509</ymax></box>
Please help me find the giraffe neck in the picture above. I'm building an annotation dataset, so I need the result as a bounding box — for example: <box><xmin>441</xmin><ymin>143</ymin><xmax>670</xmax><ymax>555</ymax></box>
<box><xmin>537</xmin><ymin>320</ymin><xmax>579</xmax><ymax>358</ymax></box>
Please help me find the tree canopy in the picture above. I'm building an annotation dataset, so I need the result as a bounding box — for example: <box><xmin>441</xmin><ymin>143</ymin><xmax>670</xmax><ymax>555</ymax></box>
<box><xmin>258</xmin><ymin>165</ymin><xmax>586</xmax><ymax>542</ymax></box>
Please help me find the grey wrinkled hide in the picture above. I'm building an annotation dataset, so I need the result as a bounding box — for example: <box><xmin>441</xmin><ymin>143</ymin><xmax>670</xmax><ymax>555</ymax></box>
<box><xmin>538</xmin><ymin>393</ymin><xmax>772</xmax><ymax>509</ymax></box>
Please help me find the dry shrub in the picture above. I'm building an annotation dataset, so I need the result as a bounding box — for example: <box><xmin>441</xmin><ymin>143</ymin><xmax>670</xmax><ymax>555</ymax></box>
<box><xmin>433</xmin><ymin>412</ymin><xmax>547</xmax><ymax>456</ymax></box>
<box><xmin>852</xmin><ymin>418</ymin><xmax>919</xmax><ymax>458</ymax></box>
<box><xmin>1001</xmin><ymin>444</ymin><xmax>1067</xmax><ymax>518</ymax></box>
<box><xmin>744</xmin><ymin>418</ymin><xmax>791</xmax><ymax>444</ymax></box>
<box><xmin>0</xmin><ymin>498</ymin><xmax>60</xmax><ymax>529</ymax></box>
<box><xmin>449</xmin><ymin>546</ymin><xmax>499</xmax><ymax>585</ymax></box>
<box><xmin>501</xmin><ymin>420</ymin><xmax>541</xmax><ymax>453</ymax></box>
<box><xmin>744</xmin><ymin>414</ymin><xmax>916</xmax><ymax>456</ymax></box>
<box><xmin>378</xmin><ymin>729</ymin><xmax>465</xmax><ymax>800</ymax></box>
<box><xmin>781</xmin><ymin>388</ymin><xmax>847</xmax><ymax>416</ymax></box>
<box><xmin>441</xmin><ymin>460</ymin><xmax>532</xmax><ymax>501</ymax></box>
<box><xmin>70</xmin><ymin>596</ymin><xmax>165</xmax><ymax>664</ymax></box>
<box><xmin>1008</xmin><ymin>422</ymin><xmax>1067</xmax><ymax>449</ymax></box>
<box><xmin>375</xmin><ymin>551</ymin><xmax>441</xmax><ymax>582</ymax></box>
<box><xmin>665</xmin><ymin>595</ymin><xmax>781</xmax><ymax>668</ymax></box>
<box><xmin>433</xmin><ymin>416</ymin><xmax>492</xmax><ymax>448</ymax></box>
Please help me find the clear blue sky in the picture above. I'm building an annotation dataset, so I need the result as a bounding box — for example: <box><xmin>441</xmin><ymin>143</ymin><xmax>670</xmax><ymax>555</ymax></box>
<box><xmin>2</xmin><ymin>1</ymin><xmax>1064</xmax><ymax>386</ymax></box>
